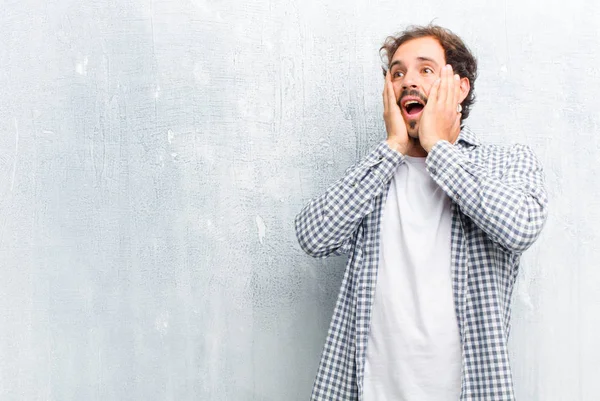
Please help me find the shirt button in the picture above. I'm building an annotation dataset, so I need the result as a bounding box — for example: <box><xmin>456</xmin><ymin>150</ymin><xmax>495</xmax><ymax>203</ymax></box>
<box><xmin>430</xmin><ymin>167</ymin><xmax>437</xmax><ymax>175</ymax></box>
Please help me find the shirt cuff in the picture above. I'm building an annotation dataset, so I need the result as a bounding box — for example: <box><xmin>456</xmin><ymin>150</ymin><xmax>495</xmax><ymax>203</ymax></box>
<box><xmin>425</xmin><ymin>140</ymin><xmax>487</xmax><ymax>199</ymax></box>
<box><xmin>342</xmin><ymin>140</ymin><xmax>406</xmax><ymax>188</ymax></box>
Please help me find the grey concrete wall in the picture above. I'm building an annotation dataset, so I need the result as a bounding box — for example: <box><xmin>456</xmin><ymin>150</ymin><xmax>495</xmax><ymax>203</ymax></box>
<box><xmin>0</xmin><ymin>0</ymin><xmax>597</xmax><ymax>400</ymax></box>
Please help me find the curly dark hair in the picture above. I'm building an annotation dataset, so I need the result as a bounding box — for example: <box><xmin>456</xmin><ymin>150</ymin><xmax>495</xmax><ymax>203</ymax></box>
<box><xmin>380</xmin><ymin>24</ymin><xmax>478</xmax><ymax>121</ymax></box>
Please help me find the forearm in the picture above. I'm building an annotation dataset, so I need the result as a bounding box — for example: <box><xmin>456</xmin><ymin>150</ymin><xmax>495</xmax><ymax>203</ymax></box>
<box><xmin>426</xmin><ymin>140</ymin><xmax>548</xmax><ymax>254</ymax></box>
<box><xmin>295</xmin><ymin>140</ymin><xmax>405</xmax><ymax>258</ymax></box>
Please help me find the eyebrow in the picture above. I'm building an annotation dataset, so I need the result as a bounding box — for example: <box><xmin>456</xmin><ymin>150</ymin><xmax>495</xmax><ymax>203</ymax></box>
<box><xmin>389</xmin><ymin>57</ymin><xmax>440</xmax><ymax>69</ymax></box>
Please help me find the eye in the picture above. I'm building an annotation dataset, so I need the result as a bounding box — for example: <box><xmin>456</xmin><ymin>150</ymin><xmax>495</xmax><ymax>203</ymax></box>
<box><xmin>423</xmin><ymin>67</ymin><xmax>434</xmax><ymax>74</ymax></box>
<box><xmin>393</xmin><ymin>71</ymin><xmax>405</xmax><ymax>78</ymax></box>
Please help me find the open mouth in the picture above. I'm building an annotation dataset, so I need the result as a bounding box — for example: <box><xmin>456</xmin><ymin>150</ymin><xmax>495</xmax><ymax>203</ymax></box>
<box><xmin>402</xmin><ymin>99</ymin><xmax>425</xmax><ymax>117</ymax></box>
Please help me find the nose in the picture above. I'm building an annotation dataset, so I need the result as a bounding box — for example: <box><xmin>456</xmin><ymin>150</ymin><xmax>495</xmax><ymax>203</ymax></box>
<box><xmin>402</xmin><ymin>69</ymin><xmax>419</xmax><ymax>90</ymax></box>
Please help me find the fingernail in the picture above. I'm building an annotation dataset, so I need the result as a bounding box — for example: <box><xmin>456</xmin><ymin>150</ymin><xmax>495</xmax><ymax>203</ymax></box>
<box><xmin>454</xmin><ymin>74</ymin><xmax>459</xmax><ymax>80</ymax></box>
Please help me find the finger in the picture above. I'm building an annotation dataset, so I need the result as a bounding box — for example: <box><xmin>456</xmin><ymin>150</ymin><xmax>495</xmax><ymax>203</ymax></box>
<box><xmin>445</xmin><ymin>64</ymin><xmax>455</xmax><ymax>106</ymax></box>
<box><xmin>439</xmin><ymin>65</ymin><xmax>449</xmax><ymax>106</ymax></box>
<box><xmin>383</xmin><ymin>70</ymin><xmax>389</xmax><ymax>111</ymax></box>
<box><xmin>452</xmin><ymin>73</ymin><xmax>461</xmax><ymax>109</ymax></box>
<box><xmin>428</xmin><ymin>76</ymin><xmax>441</xmax><ymax>106</ymax></box>
<box><xmin>386</xmin><ymin>72</ymin><xmax>397</xmax><ymax>110</ymax></box>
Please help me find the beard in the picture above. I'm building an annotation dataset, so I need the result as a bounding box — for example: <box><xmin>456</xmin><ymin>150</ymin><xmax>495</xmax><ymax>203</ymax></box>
<box><xmin>407</xmin><ymin>120</ymin><xmax>419</xmax><ymax>138</ymax></box>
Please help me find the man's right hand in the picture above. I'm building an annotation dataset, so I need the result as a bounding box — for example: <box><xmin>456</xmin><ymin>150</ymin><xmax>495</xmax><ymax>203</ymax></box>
<box><xmin>383</xmin><ymin>70</ymin><xmax>410</xmax><ymax>155</ymax></box>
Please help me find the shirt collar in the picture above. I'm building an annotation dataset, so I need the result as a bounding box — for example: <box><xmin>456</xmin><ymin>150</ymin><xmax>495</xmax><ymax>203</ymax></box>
<box><xmin>455</xmin><ymin>125</ymin><xmax>481</xmax><ymax>147</ymax></box>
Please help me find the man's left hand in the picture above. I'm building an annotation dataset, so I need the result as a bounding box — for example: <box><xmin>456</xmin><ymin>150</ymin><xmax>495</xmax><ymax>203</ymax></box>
<box><xmin>419</xmin><ymin>64</ymin><xmax>463</xmax><ymax>153</ymax></box>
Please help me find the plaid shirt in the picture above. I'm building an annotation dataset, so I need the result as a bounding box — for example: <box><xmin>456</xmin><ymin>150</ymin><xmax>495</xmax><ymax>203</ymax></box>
<box><xmin>295</xmin><ymin>126</ymin><xmax>548</xmax><ymax>401</ymax></box>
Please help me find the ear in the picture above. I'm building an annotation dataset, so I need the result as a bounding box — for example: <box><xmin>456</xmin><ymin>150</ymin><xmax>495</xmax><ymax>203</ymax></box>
<box><xmin>459</xmin><ymin>77</ymin><xmax>470</xmax><ymax>104</ymax></box>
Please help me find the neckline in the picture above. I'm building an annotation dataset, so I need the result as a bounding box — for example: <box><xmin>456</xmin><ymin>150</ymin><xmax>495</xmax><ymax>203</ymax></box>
<box><xmin>404</xmin><ymin>155</ymin><xmax>427</xmax><ymax>164</ymax></box>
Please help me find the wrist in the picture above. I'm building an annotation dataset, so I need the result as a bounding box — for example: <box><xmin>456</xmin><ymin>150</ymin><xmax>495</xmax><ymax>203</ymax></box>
<box><xmin>423</xmin><ymin>138</ymin><xmax>441</xmax><ymax>153</ymax></box>
<box><xmin>386</xmin><ymin>138</ymin><xmax>408</xmax><ymax>155</ymax></box>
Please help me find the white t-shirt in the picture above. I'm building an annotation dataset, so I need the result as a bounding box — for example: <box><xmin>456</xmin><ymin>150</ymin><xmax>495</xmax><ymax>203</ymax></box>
<box><xmin>363</xmin><ymin>155</ymin><xmax>462</xmax><ymax>401</ymax></box>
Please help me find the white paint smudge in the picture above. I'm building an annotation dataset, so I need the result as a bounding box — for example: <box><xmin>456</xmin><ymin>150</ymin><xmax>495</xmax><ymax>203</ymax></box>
<box><xmin>155</xmin><ymin>85</ymin><xmax>161</xmax><ymax>98</ymax></box>
<box><xmin>76</xmin><ymin>56</ymin><xmax>89</xmax><ymax>75</ymax></box>
<box><xmin>500</xmin><ymin>64</ymin><xmax>508</xmax><ymax>79</ymax></box>
<box><xmin>167</xmin><ymin>129</ymin><xmax>174</xmax><ymax>144</ymax></box>
<box><xmin>256</xmin><ymin>215</ymin><xmax>266</xmax><ymax>244</ymax></box>
<box><xmin>155</xmin><ymin>311</ymin><xmax>170</xmax><ymax>335</ymax></box>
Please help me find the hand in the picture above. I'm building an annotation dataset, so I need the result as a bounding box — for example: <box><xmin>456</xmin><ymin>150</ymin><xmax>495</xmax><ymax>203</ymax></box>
<box><xmin>383</xmin><ymin>70</ymin><xmax>411</xmax><ymax>155</ymax></box>
<box><xmin>418</xmin><ymin>64</ymin><xmax>462</xmax><ymax>152</ymax></box>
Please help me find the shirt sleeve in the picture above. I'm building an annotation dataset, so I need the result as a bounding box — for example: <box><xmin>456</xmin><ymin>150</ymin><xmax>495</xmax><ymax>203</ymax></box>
<box><xmin>295</xmin><ymin>140</ymin><xmax>405</xmax><ymax>258</ymax></box>
<box><xmin>425</xmin><ymin>140</ymin><xmax>549</xmax><ymax>254</ymax></box>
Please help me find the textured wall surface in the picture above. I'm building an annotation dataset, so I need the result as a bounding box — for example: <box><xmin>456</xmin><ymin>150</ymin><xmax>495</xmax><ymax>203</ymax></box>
<box><xmin>1</xmin><ymin>0</ymin><xmax>598</xmax><ymax>400</ymax></box>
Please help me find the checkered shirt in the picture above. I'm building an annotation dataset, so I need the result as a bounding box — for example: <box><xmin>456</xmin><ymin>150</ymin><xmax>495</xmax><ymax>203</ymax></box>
<box><xmin>295</xmin><ymin>126</ymin><xmax>549</xmax><ymax>401</ymax></box>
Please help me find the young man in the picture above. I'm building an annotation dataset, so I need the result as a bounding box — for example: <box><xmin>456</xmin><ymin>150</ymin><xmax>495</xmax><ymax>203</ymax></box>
<box><xmin>295</xmin><ymin>25</ymin><xmax>548</xmax><ymax>401</ymax></box>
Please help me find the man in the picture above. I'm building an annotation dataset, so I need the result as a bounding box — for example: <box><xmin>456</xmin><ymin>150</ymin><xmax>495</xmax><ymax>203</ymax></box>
<box><xmin>295</xmin><ymin>24</ymin><xmax>548</xmax><ymax>401</ymax></box>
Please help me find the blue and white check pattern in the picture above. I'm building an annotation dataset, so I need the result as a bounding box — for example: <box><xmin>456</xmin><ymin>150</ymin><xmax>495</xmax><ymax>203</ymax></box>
<box><xmin>295</xmin><ymin>126</ymin><xmax>548</xmax><ymax>401</ymax></box>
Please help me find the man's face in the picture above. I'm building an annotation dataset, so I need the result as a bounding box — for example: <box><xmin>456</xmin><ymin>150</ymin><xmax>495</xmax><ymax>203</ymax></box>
<box><xmin>389</xmin><ymin>36</ymin><xmax>447</xmax><ymax>138</ymax></box>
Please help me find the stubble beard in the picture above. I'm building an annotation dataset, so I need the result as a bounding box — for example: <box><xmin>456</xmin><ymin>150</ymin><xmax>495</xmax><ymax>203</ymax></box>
<box><xmin>407</xmin><ymin>119</ymin><xmax>419</xmax><ymax>139</ymax></box>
